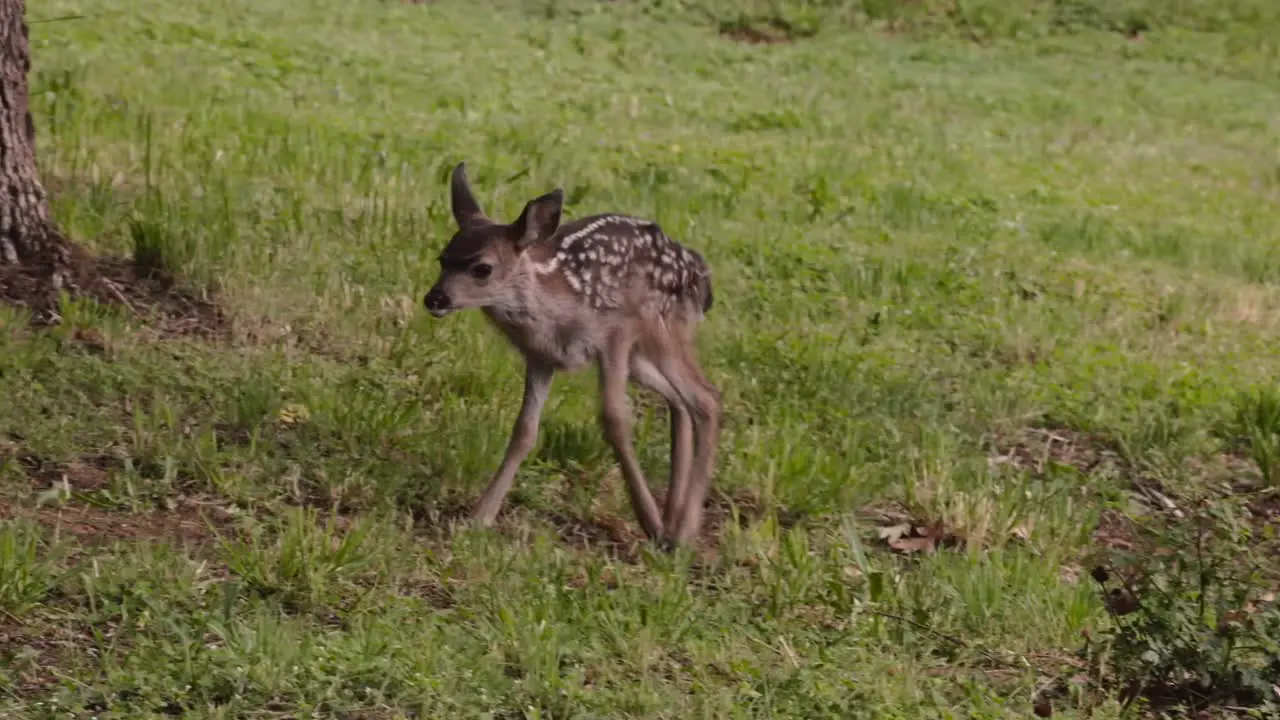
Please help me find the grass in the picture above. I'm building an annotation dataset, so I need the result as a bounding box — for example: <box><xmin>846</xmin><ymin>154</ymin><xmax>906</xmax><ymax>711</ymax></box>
<box><xmin>4</xmin><ymin>0</ymin><xmax>1280</xmax><ymax>716</ymax></box>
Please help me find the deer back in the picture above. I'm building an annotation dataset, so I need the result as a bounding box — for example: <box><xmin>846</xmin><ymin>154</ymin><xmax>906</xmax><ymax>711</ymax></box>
<box><xmin>482</xmin><ymin>214</ymin><xmax>712</xmax><ymax>370</ymax></box>
<box><xmin>534</xmin><ymin>213</ymin><xmax>712</xmax><ymax>315</ymax></box>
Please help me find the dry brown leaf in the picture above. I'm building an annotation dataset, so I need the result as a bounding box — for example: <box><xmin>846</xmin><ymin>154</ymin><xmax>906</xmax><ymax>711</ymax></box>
<box><xmin>917</xmin><ymin>521</ymin><xmax>947</xmax><ymax>539</ymax></box>
<box><xmin>876</xmin><ymin>523</ymin><xmax>912</xmax><ymax>543</ymax></box>
<box><xmin>889</xmin><ymin>536</ymin><xmax>938</xmax><ymax>553</ymax></box>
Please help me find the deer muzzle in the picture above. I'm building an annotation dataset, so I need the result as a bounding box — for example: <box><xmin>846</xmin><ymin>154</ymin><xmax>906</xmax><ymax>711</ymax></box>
<box><xmin>423</xmin><ymin>286</ymin><xmax>454</xmax><ymax>317</ymax></box>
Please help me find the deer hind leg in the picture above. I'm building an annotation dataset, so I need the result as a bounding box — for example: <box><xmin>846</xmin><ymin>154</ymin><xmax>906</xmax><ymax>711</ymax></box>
<box><xmin>472</xmin><ymin>361</ymin><xmax>555</xmax><ymax>527</ymax></box>
<box><xmin>658</xmin><ymin>344</ymin><xmax>722</xmax><ymax>546</ymax></box>
<box><xmin>598</xmin><ymin>333</ymin><xmax>665</xmax><ymax>541</ymax></box>
<box><xmin>630</xmin><ymin>356</ymin><xmax>693</xmax><ymax>542</ymax></box>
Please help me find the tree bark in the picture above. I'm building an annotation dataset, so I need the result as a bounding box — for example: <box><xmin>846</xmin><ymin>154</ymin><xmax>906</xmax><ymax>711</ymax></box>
<box><xmin>0</xmin><ymin>0</ymin><xmax>72</xmax><ymax>288</ymax></box>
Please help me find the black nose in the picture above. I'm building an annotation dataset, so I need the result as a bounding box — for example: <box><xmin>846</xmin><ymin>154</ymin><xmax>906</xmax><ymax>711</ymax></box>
<box><xmin>424</xmin><ymin>287</ymin><xmax>451</xmax><ymax>312</ymax></box>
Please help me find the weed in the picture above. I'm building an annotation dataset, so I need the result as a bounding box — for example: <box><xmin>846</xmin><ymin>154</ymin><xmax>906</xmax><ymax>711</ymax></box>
<box><xmin>220</xmin><ymin>506</ymin><xmax>399</xmax><ymax>611</ymax></box>
<box><xmin>1084</xmin><ymin>501</ymin><xmax>1280</xmax><ymax>715</ymax></box>
<box><xmin>1223</xmin><ymin>386</ymin><xmax>1280</xmax><ymax>488</ymax></box>
<box><xmin>0</xmin><ymin>519</ymin><xmax>62</xmax><ymax>618</ymax></box>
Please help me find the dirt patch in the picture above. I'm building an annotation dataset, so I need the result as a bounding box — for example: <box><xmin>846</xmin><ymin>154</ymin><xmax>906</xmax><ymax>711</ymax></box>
<box><xmin>406</xmin><ymin>494</ymin><xmax>475</xmax><ymax>539</ymax></box>
<box><xmin>698</xmin><ymin>486</ymin><xmax>773</xmax><ymax>537</ymax></box>
<box><xmin>1092</xmin><ymin>508</ymin><xmax>1141</xmax><ymax>552</ymax></box>
<box><xmin>545</xmin><ymin>508</ymin><xmax>648</xmax><ymax>562</ymax></box>
<box><xmin>0</xmin><ymin>617</ymin><xmax>90</xmax><ymax>696</ymax></box>
<box><xmin>989</xmin><ymin>425</ymin><xmax>1151</xmax><ymax>553</ymax></box>
<box><xmin>0</xmin><ymin>496</ymin><xmax>238</xmax><ymax>551</ymax></box>
<box><xmin>720</xmin><ymin>25</ymin><xmax>792</xmax><ymax>45</ymax></box>
<box><xmin>397</xmin><ymin>575</ymin><xmax>458</xmax><ymax>609</ymax></box>
<box><xmin>1246</xmin><ymin>487</ymin><xmax>1280</xmax><ymax>525</ymax></box>
<box><xmin>0</xmin><ymin>242</ymin><xmax>227</xmax><ymax>340</ymax></box>
<box><xmin>718</xmin><ymin>18</ymin><xmax>806</xmax><ymax>45</ymax></box>
<box><xmin>521</xmin><ymin>486</ymin><xmax>774</xmax><ymax>561</ymax></box>
<box><xmin>987</xmin><ymin>426</ymin><xmax>1118</xmax><ymax>477</ymax></box>
<box><xmin>1184</xmin><ymin>451</ymin><xmax>1260</xmax><ymax>489</ymax></box>
<box><xmin>1214</xmin><ymin>283</ymin><xmax>1280</xmax><ymax>333</ymax></box>
<box><xmin>12</xmin><ymin>453</ymin><xmax>117</xmax><ymax>492</ymax></box>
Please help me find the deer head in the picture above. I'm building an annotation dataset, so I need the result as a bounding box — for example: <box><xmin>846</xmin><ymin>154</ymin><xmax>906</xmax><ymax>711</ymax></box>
<box><xmin>423</xmin><ymin>162</ymin><xmax>565</xmax><ymax>317</ymax></box>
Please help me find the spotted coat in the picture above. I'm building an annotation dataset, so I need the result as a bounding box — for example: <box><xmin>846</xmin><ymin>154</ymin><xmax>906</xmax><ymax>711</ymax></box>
<box><xmin>532</xmin><ymin>214</ymin><xmax>713</xmax><ymax>316</ymax></box>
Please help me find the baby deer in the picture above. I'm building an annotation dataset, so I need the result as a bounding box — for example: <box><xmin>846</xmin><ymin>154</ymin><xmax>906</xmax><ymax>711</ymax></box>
<box><xmin>423</xmin><ymin>162</ymin><xmax>722</xmax><ymax>547</ymax></box>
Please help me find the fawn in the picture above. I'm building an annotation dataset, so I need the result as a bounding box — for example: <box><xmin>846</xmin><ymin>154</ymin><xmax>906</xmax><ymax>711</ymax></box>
<box><xmin>423</xmin><ymin>162</ymin><xmax>722</xmax><ymax>547</ymax></box>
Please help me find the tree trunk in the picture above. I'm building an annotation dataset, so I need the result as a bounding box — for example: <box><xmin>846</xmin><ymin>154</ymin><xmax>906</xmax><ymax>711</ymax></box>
<box><xmin>0</xmin><ymin>0</ymin><xmax>72</xmax><ymax>288</ymax></box>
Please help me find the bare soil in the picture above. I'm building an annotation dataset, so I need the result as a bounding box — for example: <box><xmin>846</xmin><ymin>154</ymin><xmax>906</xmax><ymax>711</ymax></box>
<box><xmin>0</xmin><ymin>241</ymin><xmax>227</xmax><ymax>339</ymax></box>
<box><xmin>0</xmin><ymin>494</ymin><xmax>237</xmax><ymax>550</ymax></box>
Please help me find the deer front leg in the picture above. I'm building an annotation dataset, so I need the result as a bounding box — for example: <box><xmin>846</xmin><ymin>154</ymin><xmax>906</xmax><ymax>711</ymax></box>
<box><xmin>472</xmin><ymin>361</ymin><xmax>555</xmax><ymax>526</ymax></box>
<box><xmin>598</xmin><ymin>338</ymin><xmax>665</xmax><ymax>541</ymax></box>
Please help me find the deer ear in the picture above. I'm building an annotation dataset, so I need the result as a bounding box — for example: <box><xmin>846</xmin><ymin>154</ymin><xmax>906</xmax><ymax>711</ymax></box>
<box><xmin>513</xmin><ymin>188</ymin><xmax>563</xmax><ymax>251</ymax></box>
<box><xmin>450</xmin><ymin>162</ymin><xmax>490</xmax><ymax>230</ymax></box>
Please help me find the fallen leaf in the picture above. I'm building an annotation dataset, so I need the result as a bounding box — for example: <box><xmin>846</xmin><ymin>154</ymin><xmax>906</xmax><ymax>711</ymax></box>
<box><xmin>889</xmin><ymin>536</ymin><xmax>937</xmax><ymax>553</ymax></box>
<box><xmin>1218</xmin><ymin>609</ymin><xmax>1255</xmax><ymax>633</ymax></box>
<box><xmin>917</xmin><ymin>521</ymin><xmax>947</xmax><ymax>539</ymax></box>
<box><xmin>277</xmin><ymin>403</ymin><xmax>311</xmax><ymax>425</ymax></box>
<box><xmin>877</xmin><ymin>523</ymin><xmax>911</xmax><ymax>543</ymax></box>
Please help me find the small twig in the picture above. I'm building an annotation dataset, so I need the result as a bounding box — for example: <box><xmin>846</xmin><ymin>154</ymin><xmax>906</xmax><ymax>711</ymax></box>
<box><xmin>101</xmin><ymin>278</ymin><xmax>136</xmax><ymax>313</ymax></box>
<box><xmin>27</xmin><ymin>13</ymin><xmax>89</xmax><ymax>23</ymax></box>
<box><xmin>866</xmin><ymin>609</ymin><xmax>1012</xmax><ymax>667</ymax></box>
<box><xmin>777</xmin><ymin>635</ymin><xmax>801</xmax><ymax>668</ymax></box>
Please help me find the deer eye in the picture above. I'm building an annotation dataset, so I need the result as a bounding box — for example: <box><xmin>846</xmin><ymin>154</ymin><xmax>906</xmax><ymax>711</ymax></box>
<box><xmin>470</xmin><ymin>263</ymin><xmax>493</xmax><ymax>280</ymax></box>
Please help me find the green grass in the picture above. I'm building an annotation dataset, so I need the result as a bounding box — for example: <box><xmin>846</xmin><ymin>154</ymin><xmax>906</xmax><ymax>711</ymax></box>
<box><xmin>4</xmin><ymin>0</ymin><xmax>1280</xmax><ymax>716</ymax></box>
